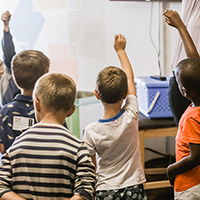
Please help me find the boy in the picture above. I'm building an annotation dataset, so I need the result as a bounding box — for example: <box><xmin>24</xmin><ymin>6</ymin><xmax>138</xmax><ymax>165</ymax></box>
<box><xmin>0</xmin><ymin>49</ymin><xmax>50</xmax><ymax>154</ymax></box>
<box><xmin>167</xmin><ymin>57</ymin><xmax>200</xmax><ymax>199</ymax></box>
<box><xmin>163</xmin><ymin>9</ymin><xmax>199</xmax><ymax>126</ymax></box>
<box><xmin>1</xmin><ymin>10</ymin><xmax>20</xmax><ymax>105</ymax></box>
<box><xmin>0</xmin><ymin>72</ymin><xmax>96</xmax><ymax>200</ymax></box>
<box><xmin>84</xmin><ymin>34</ymin><xmax>146</xmax><ymax>199</ymax></box>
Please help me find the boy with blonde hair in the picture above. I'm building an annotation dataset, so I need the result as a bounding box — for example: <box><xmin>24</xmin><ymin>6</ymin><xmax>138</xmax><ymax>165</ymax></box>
<box><xmin>0</xmin><ymin>72</ymin><xmax>96</xmax><ymax>200</ymax></box>
<box><xmin>84</xmin><ymin>34</ymin><xmax>146</xmax><ymax>199</ymax></box>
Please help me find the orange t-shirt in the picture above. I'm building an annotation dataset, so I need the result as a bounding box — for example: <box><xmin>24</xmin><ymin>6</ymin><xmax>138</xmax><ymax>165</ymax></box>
<box><xmin>175</xmin><ymin>105</ymin><xmax>200</xmax><ymax>192</ymax></box>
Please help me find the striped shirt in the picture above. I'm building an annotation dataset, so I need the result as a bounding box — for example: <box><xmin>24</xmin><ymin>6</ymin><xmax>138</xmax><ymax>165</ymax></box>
<box><xmin>0</xmin><ymin>123</ymin><xmax>96</xmax><ymax>200</ymax></box>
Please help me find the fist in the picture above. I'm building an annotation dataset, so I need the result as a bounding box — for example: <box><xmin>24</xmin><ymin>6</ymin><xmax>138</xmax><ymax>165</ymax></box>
<box><xmin>1</xmin><ymin>11</ymin><xmax>11</xmax><ymax>25</ymax></box>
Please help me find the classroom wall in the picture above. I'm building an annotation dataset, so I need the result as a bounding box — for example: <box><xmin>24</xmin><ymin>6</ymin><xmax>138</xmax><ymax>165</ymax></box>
<box><xmin>0</xmin><ymin>0</ymin><xmax>182</xmax><ymax>160</ymax></box>
<box><xmin>0</xmin><ymin>0</ymin><xmax>181</xmax><ymax>91</ymax></box>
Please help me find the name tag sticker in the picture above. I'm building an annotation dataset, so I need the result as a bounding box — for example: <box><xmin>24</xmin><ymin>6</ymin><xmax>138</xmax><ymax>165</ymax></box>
<box><xmin>13</xmin><ymin>116</ymin><xmax>34</xmax><ymax>131</ymax></box>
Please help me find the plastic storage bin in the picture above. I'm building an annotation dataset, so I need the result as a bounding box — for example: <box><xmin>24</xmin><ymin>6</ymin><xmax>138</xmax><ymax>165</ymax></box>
<box><xmin>135</xmin><ymin>76</ymin><xmax>173</xmax><ymax>119</ymax></box>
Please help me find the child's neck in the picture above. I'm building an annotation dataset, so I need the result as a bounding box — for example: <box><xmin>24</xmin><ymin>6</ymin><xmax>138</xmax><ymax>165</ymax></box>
<box><xmin>190</xmin><ymin>94</ymin><xmax>200</xmax><ymax>107</ymax></box>
<box><xmin>191</xmin><ymin>100</ymin><xmax>200</xmax><ymax>107</ymax></box>
<box><xmin>40</xmin><ymin>112</ymin><xmax>66</xmax><ymax>126</ymax></box>
<box><xmin>102</xmin><ymin>100</ymin><xmax>123</xmax><ymax>119</ymax></box>
<box><xmin>21</xmin><ymin>89</ymin><xmax>33</xmax><ymax>96</ymax></box>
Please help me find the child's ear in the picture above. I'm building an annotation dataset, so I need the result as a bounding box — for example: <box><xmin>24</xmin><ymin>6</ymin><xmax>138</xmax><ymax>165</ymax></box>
<box><xmin>182</xmin><ymin>87</ymin><xmax>191</xmax><ymax>99</ymax></box>
<box><xmin>183</xmin><ymin>87</ymin><xmax>195</xmax><ymax>101</ymax></box>
<box><xmin>182</xmin><ymin>87</ymin><xmax>188</xmax><ymax>96</ymax></box>
<box><xmin>67</xmin><ymin>105</ymin><xmax>76</xmax><ymax>117</ymax></box>
<box><xmin>94</xmin><ymin>90</ymin><xmax>100</xmax><ymax>100</ymax></box>
<box><xmin>34</xmin><ymin>97</ymin><xmax>40</xmax><ymax>112</ymax></box>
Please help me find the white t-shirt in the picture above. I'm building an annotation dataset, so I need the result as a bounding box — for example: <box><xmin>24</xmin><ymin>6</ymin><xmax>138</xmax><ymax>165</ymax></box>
<box><xmin>84</xmin><ymin>95</ymin><xmax>146</xmax><ymax>191</ymax></box>
<box><xmin>171</xmin><ymin>0</ymin><xmax>200</xmax><ymax>70</ymax></box>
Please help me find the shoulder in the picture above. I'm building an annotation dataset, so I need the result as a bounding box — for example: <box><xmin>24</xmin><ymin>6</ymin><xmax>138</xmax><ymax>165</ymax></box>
<box><xmin>12</xmin><ymin>124</ymin><xmax>85</xmax><ymax>151</ymax></box>
<box><xmin>179</xmin><ymin>106</ymin><xmax>200</xmax><ymax>133</ymax></box>
<box><xmin>84</xmin><ymin>121</ymin><xmax>100</xmax><ymax>140</ymax></box>
<box><xmin>10</xmin><ymin>95</ymin><xmax>34</xmax><ymax>112</ymax></box>
<box><xmin>178</xmin><ymin>106</ymin><xmax>200</xmax><ymax>144</ymax></box>
<box><xmin>0</xmin><ymin>102</ymin><xmax>16</xmax><ymax>116</ymax></box>
<box><xmin>182</xmin><ymin>106</ymin><xmax>200</xmax><ymax>121</ymax></box>
<box><xmin>33</xmin><ymin>123</ymin><xmax>83</xmax><ymax>144</ymax></box>
<box><xmin>126</xmin><ymin>94</ymin><xmax>137</xmax><ymax>101</ymax></box>
<box><xmin>123</xmin><ymin>94</ymin><xmax>139</xmax><ymax>117</ymax></box>
<box><xmin>0</xmin><ymin>95</ymin><xmax>33</xmax><ymax>116</ymax></box>
<box><xmin>85</xmin><ymin>121</ymin><xmax>100</xmax><ymax>133</ymax></box>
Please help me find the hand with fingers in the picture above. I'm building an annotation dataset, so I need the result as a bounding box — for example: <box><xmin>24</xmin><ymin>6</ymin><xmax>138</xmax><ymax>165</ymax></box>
<box><xmin>114</xmin><ymin>34</ymin><xmax>126</xmax><ymax>53</ymax></box>
<box><xmin>1</xmin><ymin>11</ymin><xmax>11</xmax><ymax>32</ymax></box>
<box><xmin>113</xmin><ymin>34</ymin><xmax>136</xmax><ymax>96</ymax></box>
<box><xmin>163</xmin><ymin>9</ymin><xmax>199</xmax><ymax>59</ymax></box>
<box><xmin>163</xmin><ymin>9</ymin><xmax>183</xmax><ymax>29</ymax></box>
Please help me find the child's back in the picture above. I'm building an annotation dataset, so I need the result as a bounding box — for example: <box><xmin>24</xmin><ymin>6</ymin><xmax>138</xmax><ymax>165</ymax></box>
<box><xmin>85</xmin><ymin>92</ymin><xmax>145</xmax><ymax>190</ymax></box>
<box><xmin>0</xmin><ymin>72</ymin><xmax>96</xmax><ymax>200</ymax></box>
<box><xmin>0</xmin><ymin>50</ymin><xmax>50</xmax><ymax>154</ymax></box>
<box><xmin>167</xmin><ymin>58</ymin><xmax>200</xmax><ymax>199</ymax></box>
<box><xmin>2</xmin><ymin>121</ymin><xmax>95</xmax><ymax>200</ymax></box>
<box><xmin>84</xmin><ymin>34</ymin><xmax>146</xmax><ymax>200</ymax></box>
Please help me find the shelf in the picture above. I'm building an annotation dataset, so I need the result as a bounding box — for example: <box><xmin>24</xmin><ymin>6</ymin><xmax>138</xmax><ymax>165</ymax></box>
<box><xmin>139</xmin><ymin>126</ymin><xmax>177</xmax><ymax>190</ymax></box>
<box><xmin>144</xmin><ymin>180</ymin><xmax>172</xmax><ymax>190</ymax></box>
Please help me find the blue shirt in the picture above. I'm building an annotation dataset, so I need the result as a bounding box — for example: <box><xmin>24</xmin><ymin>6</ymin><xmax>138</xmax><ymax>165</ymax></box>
<box><xmin>0</xmin><ymin>94</ymin><xmax>36</xmax><ymax>151</ymax></box>
<box><xmin>0</xmin><ymin>94</ymin><xmax>68</xmax><ymax>152</ymax></box>
<box><xmin>1</xmin><ymin>31</ymin><xmax>20</xmax><ymax>106</ymax></box>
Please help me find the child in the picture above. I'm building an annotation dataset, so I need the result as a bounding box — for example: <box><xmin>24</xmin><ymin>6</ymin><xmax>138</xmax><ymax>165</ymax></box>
<box><xmin>167</xmin><ymin>57</ymin><xmax>200</xmax><ymax>199</ymax></box>
<box><xmin>1</xmin><ymin>10</ymin><xmax>20</xmax><ymax>105</ymax></box>
<box><xmin>0</xmin><ymin>49</ymin><xmax>50</xmax><ymax>154</ymax></box>
<box><xmin>0</xmin><ymin>72</ymin><xmax>96</xmax><ymax>200</ymax></box>
<box><xmin>163</xmin><ymin>9</ymin><xmax>199</xmax><ymax>126</ymax></box>
<box><xmin>84</xmin><ymin>34</ymin><xmax>146</xmax><ymax>200</ymax></box>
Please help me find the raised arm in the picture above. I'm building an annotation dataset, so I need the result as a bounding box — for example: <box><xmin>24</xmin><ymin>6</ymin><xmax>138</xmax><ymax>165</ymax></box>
<box><xmin>114</xmin><ymin>34</ymin><xmax>136</xmax><ymax>96</ymax></box>
<box><xmin>1</xmin><ymin>11</ymin><xmax>16</xmax><ymax>72</ymax></box>
<box><xmin>163</xmin><ymin>10</ymin><xmax>199</xmax><ymax>58</ymax></box>
<box><xmin>1</xmin><ymin>11</ymin><xmax>20</xmax><ymax>105</ymax></box>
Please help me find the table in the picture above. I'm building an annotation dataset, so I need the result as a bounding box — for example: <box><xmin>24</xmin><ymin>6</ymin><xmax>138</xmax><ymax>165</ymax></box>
<box><xmin>139</xmin><ymin>112</ymin><xmax>177</xmax><ymax>189</ymax></box>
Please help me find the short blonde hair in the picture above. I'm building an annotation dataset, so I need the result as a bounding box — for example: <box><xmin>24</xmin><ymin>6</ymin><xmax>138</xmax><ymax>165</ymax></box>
<box><xmin>33</xmin><ymin>72</ymin><xmax>76</xmax><ymax>112</ymax></box>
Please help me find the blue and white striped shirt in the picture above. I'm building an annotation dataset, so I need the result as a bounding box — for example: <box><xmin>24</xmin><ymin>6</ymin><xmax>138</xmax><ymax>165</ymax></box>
<box><xmin>0</xmin><ymin>123</ymin><xmax>96</xmax><ymax>200</ymax></box>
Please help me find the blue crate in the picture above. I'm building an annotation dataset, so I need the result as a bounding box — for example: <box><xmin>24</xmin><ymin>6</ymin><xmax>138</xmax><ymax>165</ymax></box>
<box><xmin>135</xmin><ymin>76</ymin><xmax>173</xmax><ymax>119</ymax></box>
